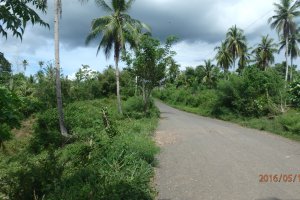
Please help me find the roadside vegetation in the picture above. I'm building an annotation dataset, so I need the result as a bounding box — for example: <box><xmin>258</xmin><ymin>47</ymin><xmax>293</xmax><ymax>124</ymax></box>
<box><xmin>0</xmin><ymin>0</ymin><xmax>177</xmax><ymax>199</ymax></box>
<box><xmin>154</xmin><ymin>0</ymin><xmax>300</xmax><ymax>141</ymax></box>
<box><xmin>1</xmin><ymin>0</ymin><xmax>300</xmax><ymax>199</ymax></box>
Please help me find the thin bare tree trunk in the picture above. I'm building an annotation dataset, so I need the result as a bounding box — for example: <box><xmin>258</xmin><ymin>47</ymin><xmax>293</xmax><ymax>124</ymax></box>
<box><xmin>115</xmin><ymin>55</ymin><xmax>122</xmax><ymax>114</ymax></box>
<box><xmin>135</xmin><ymin>76</ymin><xmax>138</xmax><ymax>96</ymax></box>
<box><xmin>285</xmin><ymin>37</ymin><xmax>289</xmax><ymax>83</ymax></box>
<box><xmin>54</xmin><ymin>0</ymin><xmax>69</xmax><ymax>137</ymax></box>
<box><xmin>290</xmin><ymin>57</ymin><xmax>293</xmax><ymax>82</ymax></box>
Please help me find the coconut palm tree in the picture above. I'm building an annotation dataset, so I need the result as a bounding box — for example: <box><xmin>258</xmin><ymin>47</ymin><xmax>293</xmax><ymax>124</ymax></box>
<box><xmin>278</xmin><ymin>28</ymin><xmax>300</xmax><ymax>81</ymax></box>
<box><xmin>199</xmin><ymin>59</ymin><xmax>217</xmax><ymax>87</ymax></box>
<box><xmin>225</xmin><ymin>25</ymin><xmax>247</xmax><ymax>70</ymax></box>
<box><xmin>214</xmin><ymin>41</ymin><xmax>233</xmax><ymax>75</ymax></box>
<box><xmin>22</xmin><ymin>59</ymin><xmax>28</xmax><ymax>71</ymax></box>
<box><xmin>54</xmin><ymin>0</ymin><xmax>70</xmax><ymax>137</ymax></box>
<box><xmin>237</xmin><ymin>47</ymin><xmax>251</xmax><ymax>74</ymax></box>
<box><xmin>38</xmin><ymin>61</ymin><xmax>44</xmax><ymax>69</ymax></box>
<box><xmin>86</xmin><ymin>0</ymin><xmax>150</xmax><ymax>114</ymax></box>
<box><xmin>253</xmin><ymin>35</ymin><xmax>278</xmax><ymax>71</ymax></box>
<box><xmin>268</xmin><ymin>0</ymin><xmax>300</xmax><ymax>82</ymax></box>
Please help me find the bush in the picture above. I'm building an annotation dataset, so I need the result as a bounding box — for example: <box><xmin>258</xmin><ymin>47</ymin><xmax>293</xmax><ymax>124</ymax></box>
<box><xmin>1</xmin><ymin>98</ymin><xmax>159</xmax><ymax>199</ymax></box>
<box><xmin>213</xmin><ymin>68</ymin><xmax>284</xmax><ymax>117</ymax></box>
<box><xmin>0</xmin><ymin>149</ymin><xmax>63</xmax><ymax>200</ymax></box>
<box><xmin>29</xmin><ymin>109</ymin><xmax>64</xmax><ymax>153</ymax></box>
<box><xmin>124</xmin><ymin>96</ymin><xmax>159</xmax><ymax>119</ymax></box>
<box><xmin>278</xmin><ymin>110</ymin><xmax>300</xmax><ymax>135</ymax></box>
<box><xmin>0</xmin><ymin>87</ymin><xmax>21</xmax><ymax>148</ymax></box>
<box><xmin>289</xmin><ymin>79</ymin><xmax>300</xmax><ymax>108</ymax></box>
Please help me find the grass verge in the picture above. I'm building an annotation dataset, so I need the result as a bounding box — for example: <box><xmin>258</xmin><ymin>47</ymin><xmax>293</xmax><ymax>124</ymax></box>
<box><xmin>157</xmin><ymin>99</ymin><xmax>300</xmax><ymax>142</ymax></box>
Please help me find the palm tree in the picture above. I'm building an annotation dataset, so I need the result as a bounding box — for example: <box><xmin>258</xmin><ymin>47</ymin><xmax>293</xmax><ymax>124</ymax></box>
<box><xmin>253</xmin><ymin>35</ymin><xmax>277</xmax><ymax>71</ymax></box>
<box><xmin>214</xmin><ymin>41</ymin><xmax>233</xmax><ymax>75</ymax></box>
<box><xmin>38</xmin><ymin>61</ymin><xmax>44</xmax><ymax>69</ymax></box>
<box><xmin>268</xmin><ymin>0</ymin><xmax>300</xmax><ymax>82</ymax></box>
<box><xmin>199</xmin><ymin>59</ymin><xmax>217</xmax><ymax>87</ymax></box>
<box><xmin>86</xmin><ymin>0</ymin><xmax>150</xmax><ymax>114</ymax></box>
<box><xmin>22</xmin><ymin>59</ymin><xmax>28</xmax><ymax>71</ymax></box>
<box><xmin>279</xmin><ymin>28</ymin><xmax>300</xmax><ymax>81</ymax></box>
<box><xmin>225</xmin><ymin>25</ymin><xmax>247</xmax><ymax>70</ymax></box>
<box><xmin>54</xmin><ymin>0</ymin><xmax>69</xmax><ymax>137</ymax></box>
<box><xmin>237</xmin><ymin>47</ymin><xmax>251</xmax><ymax>74</ymax></box>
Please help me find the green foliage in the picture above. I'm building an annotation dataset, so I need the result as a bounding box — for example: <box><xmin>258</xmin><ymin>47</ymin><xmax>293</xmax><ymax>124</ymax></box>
<box><xmin>124</xmin><ymin>96</ymin><xmax>159</xmax><ymax>119</ymax></box>
<box><xmin>289</xmin><ymin>79</ymin><xmax>300</xmax><ymax>107</ymax></box>
<box><xmin>214</xmin><ymin>67</ymin><xmax>284</xmax><ymax>117</ymax></box>
<box><xmin>0</xmin><ymin>52</ymin><xmax>12</xmax><ymax>86</ymax></box>
<box><xmin>102</xmin><ymin>106</ymin><xmax>120</xmax><ymax>138</ymax></box>
<box><xmin>29</xmin><ymin>109</ymin><xmax>64</xmax><ymax>153</ymax></box>
<box><xmin>0</xmin><ymin>0</ymin><xmax>49</xmax><ymax>39</ymax></box>
<box><xmin>0</xmin><ymin>149</ymin><xmax>63</xmax><ymax>200</ymax></box>
<box><xmin>0</xmin><ymin>86</ymin><xmax>21</xmax><ymax>148</ymax></box>
<box><xmin>1</xmin><ymin>98</ymin><xmax>159</xmax><ymax>199</ymax></box>
<box><xmin>278</xmin><ymin>110</ymin><xmax>300</xmax><ymax>135</ymax></box>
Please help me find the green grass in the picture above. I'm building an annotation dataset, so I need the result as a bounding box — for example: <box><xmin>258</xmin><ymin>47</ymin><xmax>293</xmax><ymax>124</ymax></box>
<box><xmin>157</xmin><ymin>99</ymin><xmax>300</xmax><ymax>142</ymax></box>
<box><xmin>0</xmin><ymin>98</ymin><xmax>159</xmax><ymax>200</ymax></box>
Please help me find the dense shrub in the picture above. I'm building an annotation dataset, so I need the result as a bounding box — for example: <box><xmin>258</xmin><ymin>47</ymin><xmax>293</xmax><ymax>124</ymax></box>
<box><xmin>213</xmin><ymin>68</ymin><xmax>284</xmax><ymax>117</ymax></box>
<box><xmin>0</xmin><ymin>87</ymin><xmax>21</xmax><ymax>148</ymax></box>
<box><xmin>289</xmin><ymin>79</ymin><xmax>300</xmax><ymax>108</ymax></box>
<box><xmin>1</xmin><ymin>98</ymin><xmax>159</xmax><ymax>199</ymax></box>
<box><xmin>124</xmin><ymin>96</ymin><xmax>159</xmax><ymax>119</ymax></box>
<box><xmin>278</xmin><ymin>110</ymin><xmax>300</xmax><ymax>135</ymax></box>
<box><xmin>0</xmin><ymin>149</ymin><xmax>63</xmax><ymax>200</ymax></box>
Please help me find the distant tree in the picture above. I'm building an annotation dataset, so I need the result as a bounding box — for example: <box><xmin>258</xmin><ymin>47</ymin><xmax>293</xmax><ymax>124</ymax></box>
<box><xmin>215</xmin><ymin>41</ymin><xmax>233</xmax><ymax>75</ymax></box>
<box><xmin>279</xmin><ymin>28</ymin><xmax>300</xmax><ymax>81</ymax></box>
<box><xmin>22</xmin><ymin>59</ymin><xmax>28</xmax><ymax>71</ymax></box>
<box><xmin>167</xmin><ymin>59</ymin><xmax>180</xmax><ymax>84</ymax></box>
<box><xmin>0</xmin><ymin>0</ymin><xmax>49</xmax><ymax>39</ymax></box>
<box><xmin>253</xmin><ymin>35</ymin><xmax>277</xmax><ymax>71</ymax></box>
<box><xmin>132</xmin><ymin>35</ymin><xmax>176</xmax><ymax>111</ymax></box>
<box><xmin>198</xmin><ymin>59</ymin><xmax>218</xmax><ymax>88</ymax></box>
<box><xmin>237</xmin><ymin>47</ymin><xmax>251</xmax><ymax>74</ymax></box>
<box><xmin>0</xmin><ymin>52</ymin><xmax>12</xmax><ymax>86</ymax></box>
<box><xmin>225</xmin><ymin>25</ymin><xmax>247</xmax><ymax>70</ymax></box>
<box><xmin>38</xmin><ymin>61</ymin><xmax>44</xmax><ymax>69</ymax></box>
<box><xmin>86</xmin><ymin>0</ymin><xmax>150</xmax><ymax>114</ymax></box>
<box><xmin>269</xmin><ymin>0</ymin><xmax>300</xmax><ymax>82</ymax></box>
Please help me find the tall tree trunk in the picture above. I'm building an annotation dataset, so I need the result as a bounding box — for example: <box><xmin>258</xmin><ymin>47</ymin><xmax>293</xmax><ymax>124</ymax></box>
<box><xmin>135</xmin><ymin>76</ymin><xmax>138</xmax><ymax>96</ymax></box>
<box><xmin>54</xmin><ymin>0</ymin><xmax>69</xmax><ymax>137</ymax></box>
<box><xmin>114</xmin><ymin>55</ymin><xmax>122</xmax><ymax>114</ymax></box>
<box><xmin>285</xmin><ymin>37</ymin><xmax>289</xmax><ymax>83</ymax></box>
<box><xmin>233</xmin><ymin>53</ymin><xmax>236</xmax><ymax>71</ymax></box>
<box><xmin>290</xmin><ymin>57</ymin><xmax>293</xmax><ymax>82</ymax></box>
<box><xmin>142</xmin><ymin>80</ymin><xmax>146</xmax><ymax>104</ymax></box>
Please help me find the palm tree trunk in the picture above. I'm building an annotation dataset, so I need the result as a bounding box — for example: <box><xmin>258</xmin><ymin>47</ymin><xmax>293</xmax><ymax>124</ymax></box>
<box><xmin>290</xmin><ymin>57</ymin><xmax>293</xmax><ymax>82</ymax></box>
<box><xmin>114</xmin><ymin>55</ymin><xmax>123</xmax><ymax>114</ymax></box>
<box><xmin>135</xmin><ymin>76</ymin><xmax>138</xmax><ymax>96</ymax></box>
<box><xmin>233</xmin><ymin>53</ymin><xmax>236</xmax><ymax>71</ymax></box>
<box><xmin>285</xmin><ymin>37</ymin><xmax>289</xmax><ymax>83</ymax></box>
<box><xmin>54</xmin><ymin>0</ymin><xmax>69</xmax><ymax>137</ymax></box>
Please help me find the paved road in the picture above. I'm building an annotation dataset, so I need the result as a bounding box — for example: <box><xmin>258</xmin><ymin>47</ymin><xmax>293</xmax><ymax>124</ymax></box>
<box><xmin>154</xmin><ymin>101</ymin><xmax>300</xmax><ymax>200</ymax></box>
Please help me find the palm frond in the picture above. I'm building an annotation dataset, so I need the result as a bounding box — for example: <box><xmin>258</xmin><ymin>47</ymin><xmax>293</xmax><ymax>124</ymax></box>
<box><xmin>95</xmin><ymin>0</ymin><xmax>113</xmax><ymax>12</ymax></box>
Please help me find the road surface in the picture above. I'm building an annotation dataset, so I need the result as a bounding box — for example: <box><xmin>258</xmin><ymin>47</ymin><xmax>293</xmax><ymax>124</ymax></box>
<box><xmin>155</xmin><ymin>101</ymin><xmax>300</xmax><ymax>200</ymax></box>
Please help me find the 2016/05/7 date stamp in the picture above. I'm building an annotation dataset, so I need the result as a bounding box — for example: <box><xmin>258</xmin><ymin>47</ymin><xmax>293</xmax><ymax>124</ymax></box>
<box><xmin>259</xmin><ymin>174</ymin><xmax>300</xmax><ymax>183</ymax></box>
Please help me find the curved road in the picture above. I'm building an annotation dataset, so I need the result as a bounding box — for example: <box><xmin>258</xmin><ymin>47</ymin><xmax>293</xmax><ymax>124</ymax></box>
<box><xmin>155</xmin><ymin>101</ymin><xmax>300</xmax><ymax>200</ymax></box>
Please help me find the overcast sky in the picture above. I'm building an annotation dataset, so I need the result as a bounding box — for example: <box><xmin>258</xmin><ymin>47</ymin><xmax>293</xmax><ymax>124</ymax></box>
<box><xmin>0</xmin><ymin>0</ymin><xmax>298</xmax><ymax>76</ymax></box>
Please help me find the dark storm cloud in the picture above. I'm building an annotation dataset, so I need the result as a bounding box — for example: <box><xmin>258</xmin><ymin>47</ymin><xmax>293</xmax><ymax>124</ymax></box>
<box><xmin>34</xmin><ymin>0</ymin><xmax>105</xmax><ymax>49</ymax></box>
<box><xmin>30</xmin><ymin>0</ymin><xmax>272</xmax><ymax>49</ymax></box>
<box><xmin>1</xmin><ymin>0</ymin><xmax>275</xmax><ymax>61</ymax></box>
